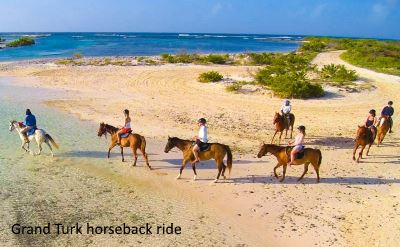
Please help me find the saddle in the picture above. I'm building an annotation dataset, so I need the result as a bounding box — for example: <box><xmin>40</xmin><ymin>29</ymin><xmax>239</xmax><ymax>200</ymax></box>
<box><xmin>121</xmin><ymin>130</ymin><xmax>133</xmax><ymax>138</ymax></box>
<box><xmin>286</xmin><ymin>145</ymin><xmax>305</xmax><ymax>160</ymax></box>
<box><xmin>193</xmin><ymin>141</ymin><xmax>211</xmax><ymax>152</ymax></box>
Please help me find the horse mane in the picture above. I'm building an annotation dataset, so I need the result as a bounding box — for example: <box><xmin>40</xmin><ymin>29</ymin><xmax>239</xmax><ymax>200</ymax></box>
<box><xmin>104</xmin><ymin>123</ymin><xmax>118</xmax><ymax>132</ymax></box>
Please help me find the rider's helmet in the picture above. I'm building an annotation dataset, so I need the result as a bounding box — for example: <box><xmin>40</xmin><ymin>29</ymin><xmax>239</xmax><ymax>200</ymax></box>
<box><xmin>369</xmin><ymin>109</ymin><xmax>376</xmax><ymax>116</ymax></box>
<box><xmin>284</xmin><ymin>99</ymin><xmax>290</xmax><ymax>106</ymax></box>
<box><xmin>388</xmin><ymin>101</ymin><xmax>393</xmax><ymax>105</ymax></box>
<box><xmin>26</xmin><ymin>109</ymin><xmax>32</xmax><ymax>115</ymax></box>
<box><xmin>297</xmin><ymin>125</ymin><xmax>306</xmax><ymax>132</ymax></box>
<box><xmin>198</xmin><ymin>118</ymin><xmax>206</xmax><ymax>124</ymax></box>
<box><xmin>124</xmin><ymin>109</ymin><xmax>129</xmax><ymax>115</ymax></box>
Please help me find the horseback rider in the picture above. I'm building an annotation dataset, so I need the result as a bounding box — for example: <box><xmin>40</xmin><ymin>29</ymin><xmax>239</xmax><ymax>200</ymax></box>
<box><xmin>280</xmin><ymin>99</ymin><xmax>292</xmax><ymax>128</ymax></box>
<box><xmin>365</xmin><ymin>109</ymin><xmax>378</xmax><ymax>139</ymax></box>
<box><xmin>380</xmin><ymin>101</ymin><xmax>394</xmax><ymax>133</ymax></box>
<box><xmin>21</xmin><ymin>109</ymin><xmax>37</xmax><ymax>143</ymax></box>
<box><xmin>287</xmin><ymin>125</ymin><xmax>305</xmax><ymax>166</ymax></box>
<box><xmin>193</xmin><ymin>118</ymin><xmax>208</xmax><ymax>163</ymax></box>
<box><xmin>116</xmin><ymin>109</ymin><xmax>131</xmax><ymax>145</ymax></box>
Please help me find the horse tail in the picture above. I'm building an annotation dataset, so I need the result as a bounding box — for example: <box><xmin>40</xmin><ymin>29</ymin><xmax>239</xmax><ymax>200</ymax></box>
<box><xmin>317</xmin><ymin>149</ymin><xmax>322</xmax><ymax>167</ymax></box>
<box><xmin>140</xmin><ymin>135</ymin><xmax>147</xmax><ymax>152</ymax></box>
<box><xmin>45</xmin><ymin>134</ymin><xmax>59</xmax><ymax>149</ymax></box>
<box><xmin>225</xmin><ymin>145</ymin><xmax>233</xmax><ymax>175</ymax></box>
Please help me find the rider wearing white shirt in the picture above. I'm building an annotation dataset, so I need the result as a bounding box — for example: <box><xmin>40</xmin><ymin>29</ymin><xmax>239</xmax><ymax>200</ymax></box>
<box><xmin>280</xmin><ymin>99</ymin><xmax>292</xmax><ymax>127</ymax></box>
<box><xmin>193</xmin><ymin>118</ymin><xmax>208</xmax><ymax>163</ymax></box>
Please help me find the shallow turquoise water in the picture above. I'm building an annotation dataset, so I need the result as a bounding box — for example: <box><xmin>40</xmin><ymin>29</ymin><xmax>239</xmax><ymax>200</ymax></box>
<box><xmin>0</xmin><ymin>32</ymin><xmax>302</xmax><ymax>61</ymax></box>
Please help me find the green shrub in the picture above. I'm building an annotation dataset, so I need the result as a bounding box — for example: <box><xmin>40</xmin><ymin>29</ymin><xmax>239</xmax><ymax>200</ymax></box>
<box><xmin>198</xmin><ymin>71</ymin><xmax>223</xmax><ymax>83</ymax></box>
<box><xmin>225</xmin><ymin>83</ymin><xmax>242</xmax><ymax>92</ymax></box>
<box><xmin>6</xmin><ymin>37</ymin><xmax>35</xmax><ymax>47</ymax></box>
<box><xmin>300</xmin><ymin>39</ymin><xmax>327</xmax><ymax>52</ymax></box>
<box><xmin>320</xmin><ymin>64</ymin><xmax>357</xmax><ymax>83</ymax></box>
<box><xmin>247</xmin><ymin>53</ymin><xmax>276</xmax><ymax>65</ymax></box>
<box><xmin>204</xmin><ymin>54</ymin><xmax>229</xmax><ymax>64</ymax></box>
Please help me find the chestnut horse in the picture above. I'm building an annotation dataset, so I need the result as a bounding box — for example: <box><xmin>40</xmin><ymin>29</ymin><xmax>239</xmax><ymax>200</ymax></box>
<box><xmin>97</xmin><ymin>123</ymin><xmax>151</xmax><ymax>169</ymax></box>
<box><xmin>271</xmin><ymin>112</ymin><xmax>295</xmax><ymax>145</ymax></box>
<box><xmin>353</xmin><ymin>126</ymin><xmax>376</xmax><ymax>162</ymax></box>
<box><xmin>377</xmin><ymin>116</ymin><xmax>390</xmax><ymax>146</ymax></box>
<box><xmin>164</xmin><ymin>137</ymin><xmax>232</xmax><ymax>182</ymax></box>
<box><xmin>257</xmin><ymin>144</ymin><xmax>321</xmax><ymax>182</ymax></box>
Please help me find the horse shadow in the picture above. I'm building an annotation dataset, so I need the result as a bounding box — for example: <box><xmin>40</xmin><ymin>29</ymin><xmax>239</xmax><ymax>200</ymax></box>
<box><xmin>307</xmin><ymin>136</ymin><xmax>354</xmax><ymax>149</ymax></box>
<box><xmin>232</xmin><ymin>175</ymin><xmax>400</xmax><ymax>185</ymax></box>
<box><xmin>60</xmin><ymin>150</ymin><xmax>157</xmax><ymax>159</ymax></box>
<box><xmin>159</xmin><ymin>158</ymin><xmax>266</xmax><ymax>169</ymax></box>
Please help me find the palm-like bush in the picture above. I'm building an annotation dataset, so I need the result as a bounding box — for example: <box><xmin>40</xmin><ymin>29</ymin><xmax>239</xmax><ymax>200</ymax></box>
<box><xmin>320</xmin><ymin>64</ymin><xmax>357</xmax><ymax>83</ymax></box>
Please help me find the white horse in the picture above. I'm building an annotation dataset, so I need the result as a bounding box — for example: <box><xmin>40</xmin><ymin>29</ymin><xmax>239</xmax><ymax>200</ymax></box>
<box><xmin>9</xmin><ymin>120</ymin><xmax>59</xmax><ymax>156</ymax></box>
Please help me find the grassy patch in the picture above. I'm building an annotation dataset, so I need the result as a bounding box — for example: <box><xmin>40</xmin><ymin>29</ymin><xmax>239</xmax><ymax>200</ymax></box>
<box><xmin>304</xmin><ymin>37</ymin><xmax>400</xmax><ymax>75</ymax></box>
<box><xmin>225</xmin><ymin>83</ymin><xmax>242</xmax><ymax>92</ymax></box>
<box><xmin>198</xmin><ymin>71</ymin><xmax>223</xmax><ymax>83</ymax></box>
<box><xmin>161</xmin><ymin>53</ymin><xmax>231</xmax><ymax>64</ymax></box>
<box><xmin>6</xmin><ymin>37</ymin><xmax>35</xmax><ymax>47</ymax></box>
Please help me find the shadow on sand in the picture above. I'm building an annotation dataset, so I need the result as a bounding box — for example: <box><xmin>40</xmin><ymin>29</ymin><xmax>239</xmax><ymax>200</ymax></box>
<box><xmin>307</xmin><ymin>136</ymin><xmax>355</xmax><ymax>149</ymax></box>
<box><xmin>60</xmin><ymin>150</ymin><xmax>157</xmax><ymax>159</ymax></box>
<box><xmin>232</xmin><ymin>175</ymin><xmax>400</xmax><ymax>185</ymax></box>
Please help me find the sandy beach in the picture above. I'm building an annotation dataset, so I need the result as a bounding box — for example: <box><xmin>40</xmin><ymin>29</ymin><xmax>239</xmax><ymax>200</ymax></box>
<box><xmin>1</xmin><ymin>51</ymin><xmax>400</xmax><ymax>246</ymax></box>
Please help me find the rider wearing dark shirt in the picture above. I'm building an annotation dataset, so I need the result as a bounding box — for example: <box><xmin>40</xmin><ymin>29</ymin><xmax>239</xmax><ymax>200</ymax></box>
<box><xmin>380</xmin><ymin>101</ymin><xmax>394</xmax><ymax>133</ymax></box>
<box><xmin>21</xmin><ymin>109</ymin><xmax>37</xmax><ymax>142</ymax></box>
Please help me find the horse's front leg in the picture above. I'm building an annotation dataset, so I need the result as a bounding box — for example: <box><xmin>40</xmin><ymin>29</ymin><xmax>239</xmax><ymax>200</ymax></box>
<box><xmin>285</xmin><ymin>128</ymin><xmax>288</xmax><ymax>139</ymax></box>
<box><xmin>273</xmin><ymin>163</ymin><xmax>282</xmax><ymax>178</ymax></box>
<box><xmin>177</xmin><ymin>159</ymin><xmax>189</xmax><ymax>179</ymax></box>
<box><xmin>107</xmin><ymin>142</ymin><xmax>117</xmax><ymax>158</ymax></box>
<box><xmin>290</xmin><ymin>124</ymin><xmax>294</xmax><ymax>139</ymax></box>
<box><xmin>352</xmin><ymin>143</ymin><xmax>359</xmax><ymax>161</ymax></box>
<box><xmin>271</xmin><ymin>131</ymin><xmax>278</xmax><ymax>144</ymax></box>
<box><xmin>192</xmin><ymin>162</ymin><xmax>198</xmax><ymax>180</ymax></box>
<box><xmin>279</xmin><ymin>164</ymin><xmax>287</xmax><ymax>182</ymax></box>
<box><xmin>366</xmin><ymin>143</ymin><xmax>373</xmax><ymax>156</ymax></box>
<box><xmin>357</xmin><ymin>145</ymin><xmax>365</xmax><ymax>163</ymax></box>
<box><xmin>278</xmin><ymin>131</ymin><xmax>283</xmax><ymax>145</ymax></box>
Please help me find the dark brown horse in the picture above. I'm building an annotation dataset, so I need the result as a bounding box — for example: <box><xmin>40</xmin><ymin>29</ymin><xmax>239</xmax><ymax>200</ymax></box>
<box><xmin>164</xmin><ymin>137</ymin><xmax>232</xmax><ymax>182</ymax></box>
<box><xmin>353</xmin><ymin>126</ymin><xmax>376</xmax><ymax>163</ymax></box>
<box><xmin>271</xmin><ymin>112</ymin><xmax>295</xmax><ymax>145</ymax></box>
<box><xmin>377</xmin><ymin>116</ymin><xmax>390</xmax><ymax>146</ymax></box>
<box><xmin>257</xmin><ymin>144</ymin><xmax>322</xmax><ymax>182</ymax></box>
<box><xmin>97</xmin><ymin>123</ymin><xmax>151</xmax><ymax>169</ymax></box>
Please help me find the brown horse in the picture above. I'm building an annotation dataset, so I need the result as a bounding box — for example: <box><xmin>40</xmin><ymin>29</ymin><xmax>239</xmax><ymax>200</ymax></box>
<box><xmin>377</xmin><ymin>116</ymin><xmax>390</xmax><ymax>146</ymax></box>
<box><xmin>97</xmin><ymin>123</ymin><xmax>151</xmax><ymax>169</ymax></box>
<box><xmin>257</xmin><ymin>144</ymin><xmax>322</xmax><ymax>182</ymax></box>
<box><xmin>353</xmin><ymin>126</ymin><xmax>376</xmax><ymax>162</ymax></box>
<box><xmin>164</xmin><ymin>137</ymin><xmax>232</xmax><ymax>182</ymax></box>
<box><xmin>271</xmin><ymin>112</ymin><xmax>295</xmax><ymax>145</ymax></box>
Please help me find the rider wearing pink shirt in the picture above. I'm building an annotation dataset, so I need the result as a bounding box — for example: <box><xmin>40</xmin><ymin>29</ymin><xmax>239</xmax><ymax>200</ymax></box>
<box><xmin>287</xmin><ymin>125</ymin><xmax>305</xmax><ymax>166</ymax></box>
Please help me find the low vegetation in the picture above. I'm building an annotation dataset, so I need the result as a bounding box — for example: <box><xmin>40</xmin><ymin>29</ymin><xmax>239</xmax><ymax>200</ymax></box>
<box><xmin>161</xmin><ymin>53</ymin><xmax>231</xmax><ymax>64</ymax></box>
<box><xmin>320</xmin><ymin>64</ymin><xmax>358</xmax><ymax>84</ymax></box>
<box><xmin>304</xmin><ymin>37</ymin><xmax>400</xmax><ymax>75</ymax></box>
<box><xmin>225</xmin><ymin>83</ymin><xmax>242</xmax><ymax>93</ymax></box>
<box><xmin>6</xmin><ymin>37</ymin><xmax>35</xmax><ymax>47</ymax></box>
<box><xmin>73</xmin><ymin>53</ymin><xmax>83</xmax><ymax>59</ymax></box>
<box><xmin>198</xmin><ymin>71</ymin><xmax>223</xmax><ymax>83</ymax></box>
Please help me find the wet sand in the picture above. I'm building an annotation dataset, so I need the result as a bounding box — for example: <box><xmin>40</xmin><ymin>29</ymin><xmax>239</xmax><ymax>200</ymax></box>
<box><xmin>1</xmin><ymin>52</ymin><xmax>400</xmax><ymax>246</ymax></box>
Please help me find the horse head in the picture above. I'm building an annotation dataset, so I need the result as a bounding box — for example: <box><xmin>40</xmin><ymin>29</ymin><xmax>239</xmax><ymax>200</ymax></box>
<box><xmin>164</xmin><ymin>136</ymin><xmax>176</xmax><ymax>153</ymax></box>
<box><xmin>273</xmin><ymin>112</ymin><xmax>281</xmax><ymax>124</ymax></box>
<box><xmin>257</xmin><ymin>143</ymin><xmax>267</xmax><ymax>158</ymax></box>
<box><xmin>9</xmin><ymin>120</ymin><xmax>17</xmax><ymax>132</ymax></box>
<box><xmin>97</xmin><ymin>122</ymin><xmax>107</xmax><ymax>138</ymax></box>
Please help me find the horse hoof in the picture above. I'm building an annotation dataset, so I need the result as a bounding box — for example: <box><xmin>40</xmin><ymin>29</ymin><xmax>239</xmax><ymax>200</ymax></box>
<box><xmin>223</xmin><ymin>176</ymin><xmax>226</xmax><ymax>180</ymax></box>
<box><xmin>193</xmin><ymin>175</ymin><xmax>197</xmax><ymax>181</ymax></box>
<box><xmin>213</xmin><ymin>179</ymin><xmax>218</xmax><ymax>183</ymax></box>
<box><xmin>176</xmin><ymin>174</ymin><xmax>181</xmax><ymax>180</ymax></box>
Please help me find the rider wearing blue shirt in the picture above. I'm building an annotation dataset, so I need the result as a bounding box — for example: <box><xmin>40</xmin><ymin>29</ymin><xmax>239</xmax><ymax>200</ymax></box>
<box><xmin>21</xmin><ymin>109</ymin><xmax>37</xmax><ymax>142</ymax></box>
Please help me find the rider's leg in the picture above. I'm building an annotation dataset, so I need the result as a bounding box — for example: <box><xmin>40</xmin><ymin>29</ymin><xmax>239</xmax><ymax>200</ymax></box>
<box><xmin>20</xmin><ymin>126</ymin><xmax>30</xmax><ymax>143</ymax></box>
<box><xmin>192</xmin><ymin>145</ymin><xmax>200</xmax><ymax>163</ymax></box>
<box><xmin>116</xmin><ymin>130</ymin><xmax>122</xmax><ymax>144</ymax></box>
<box><xmin>288</xmin><ymin>146</ymin><xmax>299</xmax><ymax>166</ymax></box>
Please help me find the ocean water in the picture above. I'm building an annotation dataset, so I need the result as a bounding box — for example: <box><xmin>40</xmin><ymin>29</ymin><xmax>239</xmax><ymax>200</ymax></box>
<box><xmin>0</xmin><ymin>32</ymin><xmax>302</xmax><ymax>61</ymax></box>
